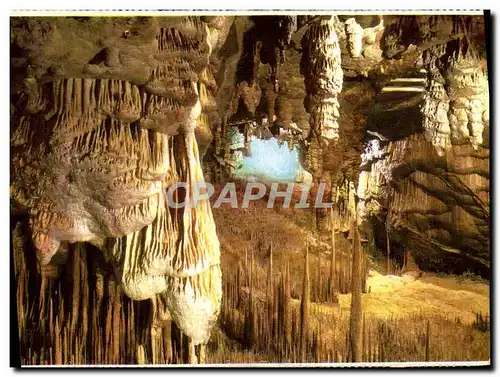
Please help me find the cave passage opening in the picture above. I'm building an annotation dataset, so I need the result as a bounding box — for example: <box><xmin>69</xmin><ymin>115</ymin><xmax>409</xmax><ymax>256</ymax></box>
<box><xmin>234</xmin><ymin>136</ymin><xmax>305</xmax><ymax>183</ymax></box>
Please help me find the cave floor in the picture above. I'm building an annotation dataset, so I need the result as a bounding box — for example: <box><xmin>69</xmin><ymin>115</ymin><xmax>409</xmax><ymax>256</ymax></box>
<box><xmin>210</xmin><ymin>200</ymin><xmax>489</xmax><ymax>363</ymax></box>
<box><xmin>214</xmin><ymin>198</ymin><xmax>489</xmax><ymax>325</ymax></box>
<box><xmin>209</xmin><ymin>269</ymin><xmax>490</xmax><ymax>364</ymax></box>
<box><xmin>303</xmin><ymin>270</ymin><xmax>489</xmax><ymax>325</ymax></box>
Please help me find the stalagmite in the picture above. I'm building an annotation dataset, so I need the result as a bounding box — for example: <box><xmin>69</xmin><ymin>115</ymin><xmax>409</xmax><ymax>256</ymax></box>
<box><xmin>349</xmin><ymin>209</ymin><xmax>363</xmax><ymax>362</ymax></box>
<box><xmin>267</xmin><ymin>242</ymin><xmax>274</xmax><ymax>324</ymax></box>
<box><xmin>385</xmin><ymin>223</ymin><xmax>391</xmax><ymax>275</ymax></box>
<box><xmin>299</xmin><ymin>243</ymin><xmax>310</xmax><ymax>362</ymax></box>
<box><xmin>329</xmin><ymin>209</ymin><xmax>338</xmax><ymax>301</ymax></box>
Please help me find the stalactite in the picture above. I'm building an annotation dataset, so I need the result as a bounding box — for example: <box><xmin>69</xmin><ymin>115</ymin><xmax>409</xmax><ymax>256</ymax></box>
<box><xmin>447</xmin><ymin>62</ymin><xmax>488</xmax><ymax>150</ymax></box>
<box><xmin>43</xmin><ymin>78</ymin><xmax>142</xmax><ymax>142</ymax></box>
<box><xmin>345</xmin><ymin>18</ymin><xmax>364</xmax><ymax>58</ymax></box>
<box><xmin>11</xmin><ymin>14</ymin><xmax>491</xmax><ymax>366</ymax></box>
<box><xmin>301</xmin><ymin>16</ymin><xmax>343</xmax><ymax>176</ymax></box>
<box><xmin>421</xmin><ymin>66</ymin><xmax>451</xmax><ymax>156</ymax></box>
<box><xmin>11</xmin><ymin>17</ymin><xmax>225</xmax><ymax>364</ymax></box>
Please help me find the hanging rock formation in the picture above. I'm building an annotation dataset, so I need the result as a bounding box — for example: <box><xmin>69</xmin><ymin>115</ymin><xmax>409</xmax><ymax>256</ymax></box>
<box><xmin>300</xmin><ymin>16</ymin><xmax>343</xmax><ymax>176</ymax></box>
<box><xmin>421</xmin><ymin>46</ymin><xmax>452</xmax><ymax>157</ymax></box>
<box><xmin>10</xmin><ymin>16</ymin><xmax>235</xmax><ymax>347</ymax></box>
<box><xmin>345</xmin><ymin>18</ymin><xmax>364</xmax><ymax>58</ymax></box>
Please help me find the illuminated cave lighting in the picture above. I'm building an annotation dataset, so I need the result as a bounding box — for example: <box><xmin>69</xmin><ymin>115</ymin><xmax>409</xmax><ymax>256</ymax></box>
<box><xmin>235</xmin><ymin>137</ymin><xmax>303</xmax><ymax>183</ymax></box>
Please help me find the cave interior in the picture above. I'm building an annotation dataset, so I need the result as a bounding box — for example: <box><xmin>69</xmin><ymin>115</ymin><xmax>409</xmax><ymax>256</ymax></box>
<box><xmin>10</xmin><ymin>13</ymin><xmax>490</xmax><ymax>365</ymax></box>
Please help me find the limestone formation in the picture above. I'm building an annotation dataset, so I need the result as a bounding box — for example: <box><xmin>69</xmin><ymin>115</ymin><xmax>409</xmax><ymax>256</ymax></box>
<box><xmin>445</xmin><ymin>37</ymin><xmax>489</xmax><ymax>150</ymax></box>
<box><xmin>10</xmin><ymin>14</ymin><xmax>490</xmax><ymax>365</ymax></box>
<box><xmin>421</xmin><ymin>72</ymin><xmax>452</xmax><ymax>156</ymax></box>
<box><xmin>11</xmin><ymin>16</ymin><xmax>225</xmax><ymax>348</ymax></box>
<box><xmin>345</xmin><ymin>18</ymin><xmax>364</xmax><ymax>58</ymax></box>
<box><xmin>301</xmin><ymin>16</ymin><xmax>343</xmax><ymax>175</ymax></box>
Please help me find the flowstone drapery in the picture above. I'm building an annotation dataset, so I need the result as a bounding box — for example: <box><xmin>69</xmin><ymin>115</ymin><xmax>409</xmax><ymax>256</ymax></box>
<box><xmin>11</xmin><ymin>16</ymin><xmax>226</xmax><ymax>351</ymax></box>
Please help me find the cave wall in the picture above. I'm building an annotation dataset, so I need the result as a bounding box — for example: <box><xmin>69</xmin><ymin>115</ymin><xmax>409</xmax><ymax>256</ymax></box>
<box><xmin>356</xmin><ymin>15</ymin><xmax>489</xmax><ymax>276</ymax></box>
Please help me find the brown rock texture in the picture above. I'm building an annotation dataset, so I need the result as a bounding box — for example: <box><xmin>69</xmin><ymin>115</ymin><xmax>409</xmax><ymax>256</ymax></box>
<box><xmin>10</xmin><ymin>14</ymin><xmax>490</xmax><ymax>364</ymax></box>
<box><xmin>11</xmin><ymin>15</ymin><xmax>234</xmax><ymax>346</ymax></box>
